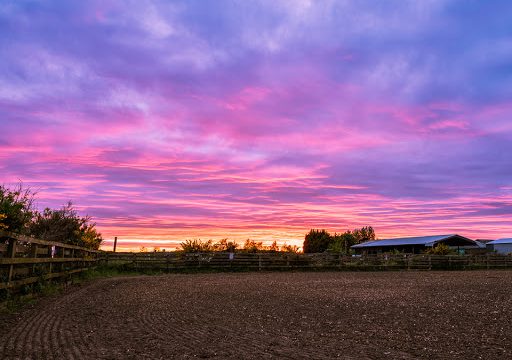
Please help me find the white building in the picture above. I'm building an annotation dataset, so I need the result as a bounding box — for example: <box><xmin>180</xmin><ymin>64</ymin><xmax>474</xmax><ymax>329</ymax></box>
<box><xmin>487</xmin><ymin>239</ymin><xmax>512</xmax><ymax>255</ymax></box>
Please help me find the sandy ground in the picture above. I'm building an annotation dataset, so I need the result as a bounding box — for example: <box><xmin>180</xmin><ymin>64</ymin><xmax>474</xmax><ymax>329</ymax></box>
<box><xmin>0</xmin><ymin>271</ymin><xmax>511</xmax><ymax>359</ymax></box>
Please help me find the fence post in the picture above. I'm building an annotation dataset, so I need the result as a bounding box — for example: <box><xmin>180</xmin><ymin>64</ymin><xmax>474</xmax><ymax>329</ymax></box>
<box><xmin>428</xmin><ymin>255</ymin><xmax>432</xmax><ymax>271</ymax></box>
<box><xmin>258</xmin><ymin>254</ymin><xmax>262</xmax><ymax>271</ymax></box>
<box><xmin>60</xmin><ymin>245</ymin><xmax>65</xmax><ymax>275</ymax></box>
<box><xmin>30</xmin><ymin>243</ymin><xmax>38</xmax><ymax>276</ymax></box>
<box><xmin>48</xmin><ymin>245</ymin><xmax>53</xmax><ymax>276</ymax></box>
<box><xmin>7</xmin><ymin>237</ymin><xmax>17</xmax><ymax>284</ymax></box>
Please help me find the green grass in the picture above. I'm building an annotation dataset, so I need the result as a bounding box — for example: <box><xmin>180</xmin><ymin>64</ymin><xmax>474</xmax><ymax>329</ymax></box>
<box><xmin>0</xmin><ymin>264</ymin><xmax>148</xmax><ymax>314</ymax></box>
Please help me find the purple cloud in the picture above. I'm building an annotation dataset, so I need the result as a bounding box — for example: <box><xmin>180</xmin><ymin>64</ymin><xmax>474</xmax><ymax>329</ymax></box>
<box><xmin>1</xmin><ymin>0</ymin><xmax>512</xmax><ymax>250</ymax></box>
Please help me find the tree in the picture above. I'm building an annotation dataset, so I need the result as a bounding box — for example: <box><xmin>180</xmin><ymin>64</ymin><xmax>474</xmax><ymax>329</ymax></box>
<box><xmin>30</xmin><ymin>202</ymin><xmax>103</xmax><ymax>250</ymax></box>
<box><xmin>328</xmin><ymin>232</ymin><xmax>357</xmax><ymax>254</ymax></box>
<box><xmin>0</xmin><ymin>184</ymin><xmax>35</xmax><ymax>234</ymax></box>
<box><xmin>352</xmin><ymin>226</ymin><xmax>376</xmax><ymax>243</ymax></box>
<box><xmin>303</xmin><ymin>229</ymin><xmax>332</xmax><ymax>253</ymax></box>
<box><xmin>304</xmin><ymin>226</ymin><xmax>377</xmax><ymax>254</ymax></box>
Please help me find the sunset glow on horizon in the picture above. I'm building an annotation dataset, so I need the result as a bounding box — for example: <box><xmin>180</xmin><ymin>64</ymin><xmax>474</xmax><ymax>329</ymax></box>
<box><xmin>1</xmin><ymin>1</ymin><xmax>512</xmax><ymax>251</ymax></box>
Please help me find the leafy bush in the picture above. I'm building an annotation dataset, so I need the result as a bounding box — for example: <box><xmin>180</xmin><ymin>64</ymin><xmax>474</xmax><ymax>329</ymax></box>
<box><xmin>213</xmin><ymin>238</ymin><xmax>239</xmax><ymax>252</ymax></box>
<box><xmin>0</xmin><ymin>184</ymin><xmax>35</xmax><ymax>234</ymax></box>
<box><xmin>179</xmin><ymin>239</ymin><xmax>215</xmax><ymax>252</ymax></box>
<box><xmin>0</xmin><ymin>184</ymin><xmax>102</xmax><ymax>250</ymax></box>
<box><xmin>280</xmin><ymin>244</ymin><xmax>299</xmax><ymax>253</ymax></box>
<box><xmin>425</xmin><ymin>243</ymin><xmax>453</xmax><ymax>255</ymax></box>
<box><xmin>267</xmin><ymin>240</ymin><xmax>279</xmax><ymax>252</ymax></box>
<box><xmin>30</xmin><ymin>202</ymin><xmax>102</xmax><ymax>250</ymax></box>
<box><xmin>328</xmin><ymin>232</ymin><xmax>357</xmax><ymax>254</ymax></box>
<box><xmin>0</xmin><ymin>213</ymin><xmax>7</xmax><ymax>230</ymax></box>
<box><xmin>178</xmin><ymin>238</ymin><xmax>298</xmax><ymax>253</ymax></box>
<box><xmin>243</xmin><ymin>239</ymin><xmax>264</xmax><ymax>253</ymax></box>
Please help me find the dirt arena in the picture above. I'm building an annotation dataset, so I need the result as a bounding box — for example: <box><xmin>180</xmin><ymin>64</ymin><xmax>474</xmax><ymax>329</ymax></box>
<box><xmin>1</xmin><ymin>271</ymin><xmax>511</xmax><ymax>359</ymax></box>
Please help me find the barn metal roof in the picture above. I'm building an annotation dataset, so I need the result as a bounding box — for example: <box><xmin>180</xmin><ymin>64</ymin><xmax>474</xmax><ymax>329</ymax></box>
<box><xmin>488</xmin><ymin>238</ymin><xmax>512</xmax><ymax>245</ymax></box>
<box><xmin>351</xmin><ymin>234</ymin><xmax>470</xmax><ymax>248</ymax></box>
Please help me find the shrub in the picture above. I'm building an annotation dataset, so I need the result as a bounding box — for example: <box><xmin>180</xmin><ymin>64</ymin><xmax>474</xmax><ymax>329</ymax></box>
<box><xmin>213</xmin><ymin>238</ymin><xmax>239</xmax><ymax>252</ymax></box>
<box><xmin>425</xmin><ymin>243</ymin><xmax>453</xmax><ymax>255</ymax></box>
<box><xmin>30</xmin><ymin>202</ymin><xmax>102</xmax><ymax>250</ymax></box>
<box><xmin>0</xmin><ymin>184</ymin><xmax>35</xmax><ymax>234</ymax></box>
<box><xmin>179</xmin><ymin>239</ymin><xmax>214</xmax><ymax>252</ymax></box>
<box><xmin>0</xmin><ymin>213</ymin><xmax>7</xmax><ymax>230</ymax></box>
<box><xmin>243</xmin><ymin>239</ymin><xmax>264</xmax><ymax>253</ymax></box>
<box><xmin>267</xmin><ymin>240</ymin><xmax>279</xmax><ymax>252</ymax></box>
<box><xmin>280</xmin><ymin>244</ymin><xmax>300</xmax><ymax>253</ymax></box>
<box><xmin>328</xmin><ymin>232</ymin><xmax>357</xmax><ymax>254</ymax></box>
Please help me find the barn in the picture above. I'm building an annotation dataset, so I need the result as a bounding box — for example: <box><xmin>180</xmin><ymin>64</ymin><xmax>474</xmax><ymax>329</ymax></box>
<box><xmin>351</xmin><ymin>234</ymin><xmax>480</xmax><ymax>254</ymax></box>
<box><xmin>486</xmin><ymin>239</ymin><xmax>512</xmax><ymax>255</ymax></box>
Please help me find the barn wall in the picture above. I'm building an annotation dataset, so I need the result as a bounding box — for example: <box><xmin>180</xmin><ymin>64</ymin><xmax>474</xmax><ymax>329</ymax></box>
<box><xmin>494</xmin><ymin>244</ymin><xmax>512</xmax><ymax>255</ymax></box>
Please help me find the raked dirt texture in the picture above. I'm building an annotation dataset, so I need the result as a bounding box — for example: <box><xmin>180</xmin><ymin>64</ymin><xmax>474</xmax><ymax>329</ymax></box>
<box><xmin>0</xmin><ymin>271</ymin><xmax>511</xmax><ymax>359</ymax></box>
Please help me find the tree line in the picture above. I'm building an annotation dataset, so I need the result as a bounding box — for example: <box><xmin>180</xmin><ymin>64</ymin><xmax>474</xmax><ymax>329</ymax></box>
<box><xmin>179</xmin><ymin>238</ymin><xmax>300</xmax><ymax>253</ymax></box>
<box><xmin>303</xmin><ymin>226</ymin><xmax>376</xmax><ymax>254</ymax></box>
<box><xmin>0</xmin><ymin>184</ymin><xmax>102</xmax><ymax>250</ymax></box>
<box><xmin>178</xmin><ymin>227</ymin><xmax>376</xmax><ymax>254</ymax></box>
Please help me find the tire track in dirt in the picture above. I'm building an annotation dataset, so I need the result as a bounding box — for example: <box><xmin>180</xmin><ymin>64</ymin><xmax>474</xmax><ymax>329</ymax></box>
<box><xmin>1</xmin><ymin>280</ymin><xmax>113</xmax><ymax>359</ymax></box>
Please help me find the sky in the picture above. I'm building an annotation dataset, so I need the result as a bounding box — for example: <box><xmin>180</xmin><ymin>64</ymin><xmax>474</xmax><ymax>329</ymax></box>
<box><xmin>1</xmin><ymin>0</ymin><xmax>512</xmax><ymax>251</ymax></box>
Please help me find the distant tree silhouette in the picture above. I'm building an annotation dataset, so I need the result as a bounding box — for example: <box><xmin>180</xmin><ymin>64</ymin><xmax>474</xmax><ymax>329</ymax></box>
<box><xmin>352</xmin><ymin>226</ymin><xmax>376</xmax><ymax>242</ymax></box>
<box><xmin>304</xmin><ymin>226</ymin><xmax>377</xmax><ymax>254</ymax></box>
<box><xmin>303</xmin><ymin>229</ymin><xmax>332</xmax><ymax>253</ymax></box>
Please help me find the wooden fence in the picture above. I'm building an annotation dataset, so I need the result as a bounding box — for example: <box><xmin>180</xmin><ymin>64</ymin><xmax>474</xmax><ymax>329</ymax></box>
<box><xmin>0</xmin><ymin>230</ymin><xmax>104</xmax><ymax>292</ymax></box>
<box><xmin>106</xmin><ymin>251</ymin><xmax>512</xmax><ymax>272</ymax></box>
<box><xmin>3</xmin><ymin>231</ymin><xmax>512</xmax><ymax>293</ymax></box>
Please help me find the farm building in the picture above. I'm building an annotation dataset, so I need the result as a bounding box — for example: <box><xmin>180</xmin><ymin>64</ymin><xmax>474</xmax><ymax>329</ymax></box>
<box><xmin>475</xmin><ymin>239</ymin><xmax>495</xmax><ymax>248</ymax></box>
<box><xmin>351</xmin><ymin>234</ymin><xmax>480</xmax><ymax>254</ymax></box>
<box><xmin>486</xmin><ymin>239</ymin><xmax>512</xmax><ymax>255</ymax></box>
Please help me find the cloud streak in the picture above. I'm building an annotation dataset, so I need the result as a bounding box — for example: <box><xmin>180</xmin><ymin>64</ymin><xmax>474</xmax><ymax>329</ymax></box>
<box><xmin>1</xmin><ymin>0</ymin><xmax>512</xmax><ymax>250</ymax></box>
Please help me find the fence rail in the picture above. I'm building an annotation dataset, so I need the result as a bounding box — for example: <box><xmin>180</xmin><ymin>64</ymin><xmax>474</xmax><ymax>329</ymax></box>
<box><xmin>106</xmin><ymin>251</ymin><xmax>512</xmax><ymax>272</ymax></box>
<box><xmin>3</xmin><ymin>231</ymin><xmax>512</xmax><ymax>294</ymax></box>
<box><xmin>0</xmin><ymin>230</ymin><xmax>104</xmax><ymax>291</ymax></box>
